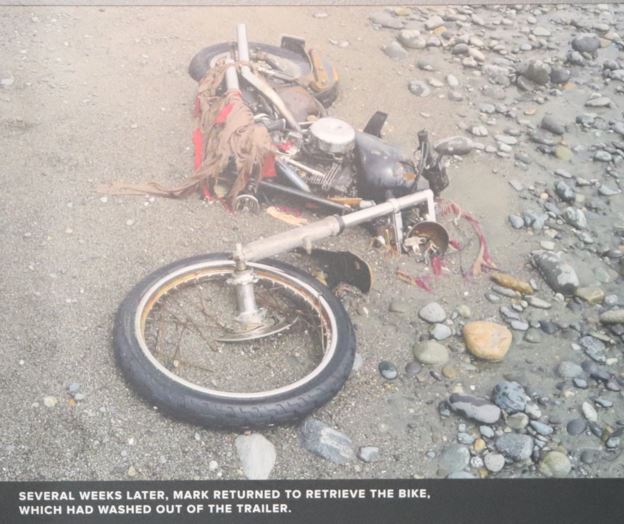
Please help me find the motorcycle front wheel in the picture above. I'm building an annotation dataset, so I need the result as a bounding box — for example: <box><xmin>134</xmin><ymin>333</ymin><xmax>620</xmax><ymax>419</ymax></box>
<box><xmin>114</xmin><ymin>254</ymin><xmax>355</xmax><ymax>429</ymax></box>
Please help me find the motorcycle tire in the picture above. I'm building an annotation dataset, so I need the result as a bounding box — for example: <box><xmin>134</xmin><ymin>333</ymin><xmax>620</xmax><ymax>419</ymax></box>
<box><xmin>188</xmin><ymin>42</ymin><xmax>339</xmax><ymax>108</ymax></box>
<box><xmin>114</xmin><ymin>254</ymin><xmax>355</xmax><ymax>429</ymax></box>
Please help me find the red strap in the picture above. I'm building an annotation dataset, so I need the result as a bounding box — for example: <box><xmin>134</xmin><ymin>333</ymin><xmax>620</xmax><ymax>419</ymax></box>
<box><xmin>214</xmin><ymin>102</ymin><xmax>234</xmax><ymax>125</ymax></box>
<box><xmin>192</xmin><ymin>128</ymin><xmax>203</xmax><ymax>170</ymax></box>
<box><xmin>261</xmin><ymin>152</ymin><xmax>277</xmax><ymax>178</ymax></box>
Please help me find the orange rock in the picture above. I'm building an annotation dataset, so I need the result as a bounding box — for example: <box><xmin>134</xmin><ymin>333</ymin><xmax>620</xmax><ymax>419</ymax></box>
<box><xmin>463</xmin><ymin>321</ymin><xmax>512</xmax><ymax>362</ymax></box>
<box><xmin>490</xmin><ymin>272</ymin><xmax>533</xmax><ymax>295</ymax></box>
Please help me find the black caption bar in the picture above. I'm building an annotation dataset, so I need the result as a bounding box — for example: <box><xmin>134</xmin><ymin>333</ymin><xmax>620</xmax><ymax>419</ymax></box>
<box><xmin>0</xmin><ymin>479</ymin><xmax>622</xmax><ymax>524</ymax></box>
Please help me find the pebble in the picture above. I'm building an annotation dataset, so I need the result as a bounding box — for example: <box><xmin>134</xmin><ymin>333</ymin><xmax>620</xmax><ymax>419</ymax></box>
<box><xmin>419</xmin><ymin>302</ymin><xmax>447</xmax><ymax>323</ymax></box>
<box><xmin>378</xmin><ymin>361</ymin><xmax>398</xmax><ymax>380</ymax></box>
<box><xmin>530</xmin><ymin>421</ymin><xmax>554</xmax><ymax>436</ymax></box>
<box><xmin>562</xmin><ymin>207</ymin><xmax>587</xmax><ymax>229</ymax></box>
<box><xmin>573</xmin><ymin>378</ymin><xmax>588</xmax><ymax>389</ymax></box>
<box><xmin>448</xmin><ymin>394</ymin><xmax>501</xmax><ymax>424</ymax></box>
<box><xmin>575</xmin><ymin>287</ymin><xmax>605</xmax><ymax>304</ymax></box>
<box><xmin>599</xmin><ymin>309</ymin><xmax>624</xmax><ymax>325</ymax></box>
<box><xmin>398</xmin><ymin>29</ymin><xmax>426</xmax><ymax>49</ymax></box>
<box><xmin>571</xmin><ymin>33</ymin><xmax>601</xmax><ymax>54</ymax></box>
<box><xmin>524</xmin><ymin>329</ymin><xmax>542</xmax><ymax>343</ymax></box>
<box><xmin>358</xmin><ymin>446</ymin><xmax>380</xmax><ymax>463</ymax></box>
<box><xmin>507</xmin><ymin>412</ymin><xmax>530</xmax><ymax>430</ymax></box>
<box><xmin>463</xmin><ymin>321</ymin><xmax>512</xmax><ymax>362</ymax></box>
<box><xmin>495</xmin><ymin>433</ymin><xmax>534</xmax><ymax>461</ymax></box>
<box><xmin>541</xmin><ymin>115</ymin><xmax>565</xmax><ymax>135</ymax></box>
<box><xmin>539</xmin><ymin>451</ymin><xmax>571</xmax><ymax>477</ymax></box>
<box><xmin>300</xmin><ymin>419</ymin><xmax>355</xmax><ymax>464</ymax></box>
<box><xmin>438</xmin><ymin>444</ymin><xmax>470</xmax><ymax>475</ymax></box>
<box><xmin>593</xmin><ymin>151</ymin><xmax>612</xmax><ymax>162</ymax></box>
<box><xmin>413</xmin><ymin>340</ymin><xmax>449</xmax><ymax>365</ymax></box>
<box><xmin>527</xmin><ymin>296</ymin><xmax>552</xmax><ymax>309</ymax></box>
<box><xmin>555</xmin><ymin>181</ymin><xmax>576</xmax><ymax>202</ymax></box>
<box><xmin>567</xmin><ymin>419</ymin><xmax>587</xmax><ymax>436</ymax></box>
<box><xmin>424</xmin><ymin>16</ymin><xmax>445</xmax><ymax>30</ymax></box>
<box><xmin>446</xmin><ymin>74</ymin><xmax>459</xmax><ymax>87</ymax></box>
<box><xmin>435</xmin><ymin>136</ymin><xmax>477</xmax><ymax>156</ymax></box>
<box><xmin>520</xmin><ymin>59</ymin><xmax>551</xmax><ymax>85</ymax></box>
<box><xmin>557</xmin><ymin>361</ymin><xmax>583</xmax><ymax>379</ymax></box>
<box><xmin>235</xmin><ymin>434</ymin><xmax>276</xmax><ymax>480</ymax></box>
<box><xmin>580</xmin><ymin>450</ymin><xmax>598</xmax><ymax>465</ymax></box>
<box><xmin>457</xmin><ymin>432</ymin><xmax>475</xmax><ymax>445</ymax></box>
<box><xmin>581</xmin><ymin>401</ymin><xmax>598</xmax><ymax>423</ymax></box>
<box><xmin>431</xmin><ymin>323</ymin><xmax>452</xmax><ymax>341</ymax></box>
<box><xmin>127</xmin><ymin>466</ymin><xmax>137</xmax><ymax>477</ymax></box>
<box><xmin>531</xmin><ymin>251</ymin><xmax>579</xmax><ymax>295</ymax></box>
<box><xmin>492</xmin><ymin>381</ymin><xmax>528</xmax><ymax>414</ymax></box>
<box><xmin>509</xmin><ymin>215</ymin><xmax>525</xmax><ymax>229</ymax></box>
<box><xmin>43</xmin><ymin>396</ymin><xmax>58</xmax><ymax>408</ymax></box>
<box><xmin>480</xmin><ymin>425</ymin><xmax>495</xmax><ymax>439</ymax></box>
<box><xmin>484</xmin><ymin>452</ymin><xmax>506</xmax><ymax>473</ymax></box>
<box><xmin>408</xmin><ymin>80</ymin><xmax>431</xmax><ymax>96</ymax></box>
<box><xmin>405</xmin><ymin>361</ymin><xmax>422</xmax><ymax>377</ymax></box>
<box><xmin>382</xmin><ymin>41</ymin><xmax>408</xmax><ymax>60</ymax></box>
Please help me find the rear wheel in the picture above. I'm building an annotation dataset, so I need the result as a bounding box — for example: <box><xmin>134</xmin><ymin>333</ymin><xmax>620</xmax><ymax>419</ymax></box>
<box><xmin>114</xmin><ymin>254</ymin><xmax>355</xmax><ymax>429</ymax></box>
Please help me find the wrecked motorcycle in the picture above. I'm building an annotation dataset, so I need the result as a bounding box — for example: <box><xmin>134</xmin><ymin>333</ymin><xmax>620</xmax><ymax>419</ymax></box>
<box><xmin>114</xmin><ymin>25</ymin><xmax>450</xmax><ymax>428</ymax></box>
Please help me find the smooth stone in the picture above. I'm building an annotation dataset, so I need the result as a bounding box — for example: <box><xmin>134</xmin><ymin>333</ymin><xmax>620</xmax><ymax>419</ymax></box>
<box><xmin>581</xmin><ymin>401</ymin><xmax>598</xmax><ymax>422</ymax></box>
<box><xmin>495</xmin><ymin>433</ymin><xmax>534</xmax><ymax>461</ymax></box>
<box><xmin>572</xmin><ymin>33</ymin><xmax>601</xmax><ymax>54</ymax></box>
<box><xmin>599</xmin><ymin>309</ymin><xmax>624</xmax><ymax>324</ymax></box>
<box><xmin>528</xmin><ymin>296</ymin><xmax>552</xmax><ymax>309</ymax></box>
<box><xmin>408</xmin><ymin>80</ymin><xmax>431</xmax><ymax>96</ymax></box>
<box><xmin>562</xmin><ymin>207</ymin><xmax>587</xmax><ymax>229</ymax></box>
<box><xmin>550</xmin><ymin>67</ymin><xmax>571</xmax><ymax>84</ymax></box>
<box><xmin>439</xmin><ymin>444</ymin><xmax>470</xmax><ymax>475</ymax></box>
<box><xmin>573</xmin><ymin>378</ymin><xmax>588</xmax><ymax>389</ymax></box>
<box><xmin>300</xmin><ymin>419</ymin><xmax>355</xmax><ymax>464</ymax></box>
<box><xmin>378</xmin><ymin>361</ymin><xmax>398</xmax><ymax>380</ymax></box>
<box><xmin>594</xmin><ymin>151</ymin><xmax>612</xmax><ymax>162</ymax></box>
<box><xmin>541</xmin><ymin>115</ymin><xmax>565</xmax><ymax>135</ymax></box>
<box><xmin>382</xmin><ymin>41</ymin><xmax>408</xmax><ymax>60</ymax></box>
<box><xmin>509</xmin><ymin>215</ymin><xmax>525</xmax><ymax>229</ymax></box>
<box><xmin>419</xmin><ymin>302</ymin><xmax>447</xmax><ymax>323</ymax></box>
<box><xmin>556</xmin><ymin>361</ymin><xmax>583</xmax><ymax>379</ymax></box>
<box><xmin>448</xmin><ymin>394</ymin><xmax>501</xmax><ymax>424</ymax></box>
<box><xmin>575</xmin><ymin>287</ymin><xmax>605</xmax><ymax>304</ymax></box>
<box><xmin>484</xmin><ymin>452</ymin><xmax>505</xmax><ymax>473</ymax></box>
<box><xmin>431</xmin><ymin>323</ymin><xmax>452</xmax><ymax>341</ymax></box>
<box><xmin>446</xmin><ymin>74</ymin><xmax>459</xmax><ymax>87</ymax></box>
<box><xmin>507</xmin><ymin>412</ymin><xmax>529</xmax><ymax>430</ymax></box>
<box><xmin>457</xmin><ymin>432</ymin><xmax>475</xmax><ymax>445</ymax></box>
<box><xmin>532</xmin><ymin>251</ymin><xmax>579</xmax><ymax>295</ymax></box>
<box><xmin>567</xmin><ymin>418</ymin><xmax>587</xmax><ymax>436</ymax></box>
<box><xmin>398</xmin><ymin>29</ymin><xmax>426</xmax><ymax>49</ymax></box>
<box><xmin>520</xmin><ymin>59</ymin><xmax>551</xmax><ymax>85</ymax></box>
<box><xmin>539</xmin><ymin>451</ymin><xmax>571</xmax><ymax>477</ymax></box>
<box><xmin>413</xmin><ymin>340</ymin><xmax>449</xmax><ymax>365</ymax></box>
<box><xmin>358</xmin><ymin>446</ymin><xmax>380</xmax><ymax>463</ymax></box>
<box><xmin>555</xmin><ymin>181</ymin><xmax>575</xmax><ymax>202</ymax></box>
<box><xmin>463</xmin><ymin>321</ymin><xmax>512</xmax><ymax>362</ymax></box>
<box><xmin>492</xmin><ymin>381</ymin><xmax>528</xmax><ymax>414</ymax></box>
<box><xmin>435</xmin><ymin>136</ymin><xmax>477</xmax><ymax>156</ymax></box>
<box><xmin>405</xmin><ymin>361</ymin><xmax>422</xmax><ymax>377</ymax></box>
<box><xmin>530</xmin><ymin>421</ymin><xmax>553</xmax><ymax>436</ymax></box>
<box><xmin>480</xmin><ymin>425</ymin><xmax>495</xmax><ymax>439</ymax></box>
<box><xmin>580</xmin><ymin>449</ymin><xmax>598</xmax><ymax>465</ymax></box>
<box><xmin>235</xmin><ymin>434</ymin><xmax>276</xmax><ymax>480</ymax></box>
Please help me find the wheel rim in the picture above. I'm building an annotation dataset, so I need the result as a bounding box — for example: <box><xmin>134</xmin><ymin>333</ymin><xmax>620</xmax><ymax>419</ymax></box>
<box><xmin>133</xmin><ymin>260</ymin><xmax>339</xmax><ymax>399</ymax></box>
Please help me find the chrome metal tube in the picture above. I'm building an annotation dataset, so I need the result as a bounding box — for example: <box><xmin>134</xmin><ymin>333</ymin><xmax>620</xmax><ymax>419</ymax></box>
<box><xmin>238</xmin><ymin>189</ymin><xmax>435</xmax><ymax>262</ymax></box>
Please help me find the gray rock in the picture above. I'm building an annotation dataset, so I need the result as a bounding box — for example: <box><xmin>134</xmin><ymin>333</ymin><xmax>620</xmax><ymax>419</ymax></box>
<box><xmin>572</xmin><ymin>33</ymin><xmax>601</xmax><ymax>54</ymax></box>
<box><xmin>484</xmin><ymin>452</ymin><xmax>506</xmax><ymax>473</ymax></box>
<box><xmin>527</xmin><ymin>296</ymin><xmax>552</xmax><ymax>309</ymax></box>
<box><xmin>581</xmin><ymin>401</ymin><xmax>598</xmax><ymax>422</ymax></box>
<box><xmin>507</xmin><ymin>412</ymin><xmax>529</xmax><ymax>430</ymax></box>
<box><xmin>480</xmin><ymin>425</ymin><xmax>495</xmax><ymax>439</ymax></box>
<box><xmin>492</xmin><ymin>381</ymin><xmax>528</xmax><ymax>414</ymax></box>
<box><xmin>530</xmin><ymin>421</ymin><xmax>554</xmax><ymax>436</ymax></box>
<box><xmin>439</xmin><ymin>444</ymin><xmax>470</xmax><ymax>475</ymax></box>
<box><xmin>550</xmin><ymin>67</ymin><xmax>571</xmax><ymax>84</ymax></box>
<box><xmin>435</xmin><ymin>136</ymin><xmax>477</xmax><ymax>156</ymax></box>
<box><xmin>542</xmin><ymin>115</ymin><xmax>565</xmax><ymax>135</ymax></box>
<box><xmin>378</xmin><ymin>361</ymin><xmax>398</xmax><ymax>380</ymax></box>
<box><xmin>594</xmin><ymin>150</ymin><xmax>612</xmax><ymax>162</ymax></box>
<box><xmin>408</xmin><ymin>80</ymin><xmax>431</xmax><ymax>96</ymax></box>
<box><xmin>539</xmin><ymin>451</ymin><xmax>571</xmax><ymax>477</ymax></box>
<box><xmin>235</xmin><ymin>434</ymin><xmax>276</xmax><ymax>480</ymax></box>
<box><xmin>446</xmin><ymin>74</ymin><xmax>459</xmax><ymax>87</ymax></box>
<box><xmin>562</xmin><ymin>207</ymin><xmax>587</xmax><ymax>229</ymax></box>
<box><xmin>585</xmin><ymin>96</ymin><xmax>612</xmax><ymax>108</ymax></box>
<box><xmin>419</xmin><ymin>302</ymin><xmax>447</xmax><ymax>323</ymax></box>
<box><xmin>413</xmin><ymin>340</ymin><xmax>449</xmax><ymax>365</ymax></box>
<box><xmin>520</xmin><ymin>60</ymin><xmax>551</xmax><ymax>85</ymax></box>
<box><xmin>533</xmin><ymin>26</ymin><xmax>551</xmax><ymax>37</ymax></box>
<box><xmin>598</xmin><ymin>185</ymin><xmax>620</xmax><ymax>196</ymax></box>
<box><xmin>567</xmin><ymin>50</ymin><xmax>586</xmax><ymax>66</ymax></box>
<box><xmin>567</xmin><ymin>418</ymin><xmax>587</xmax><ymax>436</ymax></box>
<box><xmin>405</xmin><ymin>361</ymin><xmax>422</xmax><ymax>377</ymax></box>
<box><xmin>431</xmin><ymin>323</ymin><xmax>452</xmax><ymax>341</ymax></box>
<box><xmin>424</xmin><ymin>16</ymin><xmax>445</xmax><ymax>30</ymax></box>
<box><xmin>398</xmin><ymin>30</ymin><xmax>426</xmax><ymax>49</ymax></box>
<box><xmin>580</xmin><ymin>449</ymin><xmax>598</xmax><ymax>464</ymax></box>
<box><xmin>370</xmin><ymin>12</ymin><xmax>404</xmax><ymax>29</ymax></box>
<box><xmin>557</xmin><ymin>361</ymin><xmax>583</xmax><ymax>378</ymax></box>
<box><xmin>509</xmin><ymin>215</ymin><xmax>525</xmax><ymax>229</ymax></box>
<box><xmin>573</xmin><ymin>378</ymin><xmax>588</xmax><ymax>389</ymax></box>
<box><xmin>555</xmin><ymin>181</ymin><xmax>576</xmax><ymax>202</ymax></box>
<box><xmin>600</xmin><ymin>309</ymin><xmax>624</xmax><ymax>324</ymax></box>
<box><xmin>452</xmin><ymin>43</ymin><xmax>469</xmax><ymax>55</ymax></box>
<box><xmin>532</xmin><ymin>251</ymin><xmax>580</xmax><ymax>294</ymax></box>
<box><xmin>448</xmin><ymin>394</ymin><xmax>501</xmax><ymax>424</ymax></box>
<box><xmin>383</xmin><ymin>41</ymin><xmax>408</xmax><ymax>60</ymax></box>
<box><xmin>457</xmin><ymin>432</ymin><xmax>475</xmax><ymax>445</ymax></box>
<box><xmin>358</xmin><ymin>446</ymin><xmax>380</xmax><ymax>463</ymax></box>
<box><xmin>496</xmin><ymin>433</ymin><xmax>534</xmax><ymax>461</ymax></box>
<box><xmin>300</xmin><ymin>419</ymin><xmax>355</xmax><ymax>464</ymax></box>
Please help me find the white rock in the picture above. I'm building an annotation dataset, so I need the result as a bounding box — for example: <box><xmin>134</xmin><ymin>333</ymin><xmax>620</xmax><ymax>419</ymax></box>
<box><xmin>235</xmin><ymin>434</ymin><xmax>276</xmax><ymax>480</ymax></box>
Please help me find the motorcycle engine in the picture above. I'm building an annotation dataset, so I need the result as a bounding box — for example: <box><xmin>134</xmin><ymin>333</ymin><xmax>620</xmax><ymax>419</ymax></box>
<box><xmin>287</xmin><ymin>117</ymin><xmax>357</xmax><ymax>195</ymax></box>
